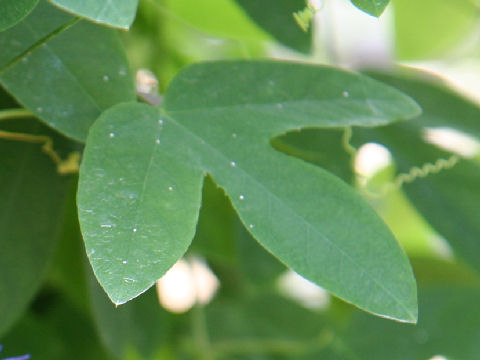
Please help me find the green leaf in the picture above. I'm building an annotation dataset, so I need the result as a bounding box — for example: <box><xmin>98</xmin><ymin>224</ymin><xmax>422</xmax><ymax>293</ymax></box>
<box><xmin>90</xmin><ymin>279</ymin><xmax>170</xmax><ymax>359</ymax></box>
<box><xmin>350</xmin><ymin>0</ymin><xmax>390</xmax><ymax>17</ymax></box>
<box><xmin>338</xmin><ymin>259</ymin><xmax>480</xmax><ymax>360</ymax></box>
<box><xmin>164</xmin><ymin>0</ymin><xmax>269</xmax><ymax>42</ymax></box>
<box><xmin>0</xmin><ymin>0</ymin><xmax>39</xmax><ymax>31</ymax></box>
<box><xmin>272</xmin><ymin>128</ymin><xmax>355</xmax><ymax>184</ymax></box>
<box><xmin>360</xmin><ymin>123</ymin><xmax>480</xmax><ymax>274</ymax></box>
<box><xmin>78</xmin><ymin>60</ymin><xmax>420</xmax><ymax>322</ymax></box>
<box><xmin>191</xmin><ymin>176</ymin><xmax>286</xmax><ymax>291</ymax></box>
<box><xmin>355</xmin><ymin>69</ymin><xmax>480</xmax><ymax>273</ymax></box>
<box><xmin>49</xmin><ymin>0</ymin><xmax>139</xmax><ymax>29</ymax></box>
<box><xmin>204</xmin><ymin>294</ymin><xmax>329</xmax><ymax>359</ymax></box>
<box><xmin>0</xmin><ymin>1</ymin><xmax>136</xmax><ymax>141</ymax></box>
<box><xmin>0</xmin><ymin>117</ymin><xmax>74</xmax><ymax>337</ymax></box>
<box><xmin>1</xmin><ymin>289</ymin><xmax>113</xmax><ymax>360</ymax></box>
<box><xmin>392</xmin><ymin>0</ymin><xmax>477</xmax><ymax>59</ymax></box>
<box><xmin>368</xmin><ymin>68</ymin><xmax>480</xmax><ymax>139</ymax></box>
<box><xmin>234</xmin><ymin>0</ymin><xmax>312</xmax><ymax>53</ymax></box>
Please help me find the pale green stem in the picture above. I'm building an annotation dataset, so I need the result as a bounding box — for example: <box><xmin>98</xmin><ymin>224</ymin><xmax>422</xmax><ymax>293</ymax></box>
<box><xmin>0</xmin><ymin>108</ymin><xmax>34</xmax><ymax>121</ymax></box>
<box><xmin>191</xmin><ymin>305</ymin><xmax>214</xmax><ymax>360</ymax></box>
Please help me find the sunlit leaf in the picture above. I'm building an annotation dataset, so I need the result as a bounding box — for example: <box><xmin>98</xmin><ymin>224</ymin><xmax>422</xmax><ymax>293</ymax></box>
<box><xmin>49</xmin><ymin>0</ymin><xmax>139</xmax><ymax>29</ymax></box>
<box><xmin>234</xmin><ymin>0</ymin><xmax>312</xmax><ymax>52</ymax></box>
<box><xmin>392</xmin><ymin>0</ymin><xmax>477</xmax><ymax>59</ymax></box>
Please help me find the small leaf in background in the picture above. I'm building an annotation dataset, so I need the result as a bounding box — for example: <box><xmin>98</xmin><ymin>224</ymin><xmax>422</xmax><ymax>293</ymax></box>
<box><xmin>392</xmin><ymin>0</ymin><xmax>477</xmax><ymax>59</ymax></box>
<box><xmin>78</xmin><ymin>60</ymin><xmax>420</xmax><ymax>322</ymax></box>
<box><xmin>0</xmin><ymin>0</ymin><xmax>39</xmax><ymax>31</ymax></box>
<box><xmin>234</xmin><ymin>0</ymin><xmax>312</xmax><ymax>53</ymax></box>
<box><xmin>49</xmin><ymin>0</ymin><xmax>139</xmax><ymax>29</ymax></box>
<box><xmin>350</xmin><ymin>0</ymin><xmax>390</xmax><ymax>17</ymax></box>
<box><xmin>0</xmin><ymin>117</ymin><xmax>74</xmax><ymax>337</ymax></box>
<box><xmin>0</xmin><ymin>1</ymin><xmax>136</xmax><ymax>141</ymax></box>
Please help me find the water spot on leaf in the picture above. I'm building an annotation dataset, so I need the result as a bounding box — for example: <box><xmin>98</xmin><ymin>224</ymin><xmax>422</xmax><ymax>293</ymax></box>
<box><xmin>103</xmin><ymin>75</ymin><xmax>110</xmax><ymax>82</ymax></box>
<box><xmin>122</xmin><ymin>260</ymin><xmax>128</xmax><ymax>264</ymax></box>
<box><xmin>230</xmin><ymin>161</ymin><xmax>237</xmax><ymax>167</ymax></box>
<box><xmin>239</xmin><ymin>195</ymin><xmax>245</xmax><ymax>200</ymax></box>
<box><xmin>249</xmin><ymin>224</ymin><xmax>254</xmax><ymax>229</ymax></box>
<box><xmin>232</xmin><ymin>133</ymin><xmax>238</xmax><ymax>139</ymax></box>
<box><xmin>342</xmin><ymin>91</ymin><xmax>350</xmax><ymax>98</ymax></box>
<box><xmin>158</xmin><ymin>119</ymin><xmax>164</xmax><ymax>125</ymax></box>
<box><xmin>109</xmin><ymin>132</ymin><xmax>115</xmax><ymax>138</ymax></box>
<box><xmin>133</xmin><ymin>228</ymin><xmax>138</xmax><ymax>232</ymax></box>
<box><xmin>276</xmin><ymin>103</ymin><xmax>284</xmax><ymax>109</ymax></box>
<box><xmin>123</xmin><ymin>277</ymin><xmax>137</xmax><ymax>283</ymax></box>
<box><xmin>168</xmin><ymin>186</ymin><xmax>174</xmax><ymax>191</ymax></box>
<box><xmin>36</xmin><ymin>107</ymin><xmax>43</xmax><ymax>113</ymax></box>
<box><xmin>101</xmin><ymin>224</ymin><xmax>112</xmax><ymax>228</ymax></box>
<box><xmin>118</xmin><ymin>69</ymin><xmax>127</xmax><ymax>76</ymax></box>
<box><xmin>155</xmin><ymin>139</ymin><xmax>161</xmax><ymax>144</ymax></box>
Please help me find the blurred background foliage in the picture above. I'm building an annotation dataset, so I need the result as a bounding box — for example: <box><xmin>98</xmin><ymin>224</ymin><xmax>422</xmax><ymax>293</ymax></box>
<box><xmin>1</xmin><ymin>0</ymin><xmax>480</xmax><ymax>359</ymax></box>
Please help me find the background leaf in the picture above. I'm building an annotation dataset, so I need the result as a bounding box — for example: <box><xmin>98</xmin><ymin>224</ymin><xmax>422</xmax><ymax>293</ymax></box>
<box><xmin>90</xmin><ymin>280</ymin><xmax>171</xmax><ymax>359</ymax></box>
<box><xmin>78</xmin><ymin>60</ymin><xmax>420</xmax><ymax>322</ymax></box>
<box><xmin>0</xmin><ymin>1</ymin><xmax>136</xmax><ymax>141</ymax></box>
<box><xmin>203</xmin><ymin>294</ymin><xmax>330</xmax><ymax>360</ymax></box>
<box><xmin>392</xmin><ymin>0</ymin><xmax>478</xmax><ymax>59</ymax></box>
<box><xmin>234</xmin><ymin>0</ymin><xmax>312</xmax><ymax>53</ymax></box>
<box><xmin>358</xmin><ymin>122</ymin><xmax>480</xmax><ymax>274</ymax></box>
<box><xmin>0</xmin><ymin>287</ymin><xmax>113</xmax><ymax>360</ymax></box>
<box><xmin>368</xmin><ymin>68</ymin><xmax>480</xmax><ymax>138</ymax></box>
<box><xmin>0</xmin><ymin>116</ymin><xmax>75</xmax><ymax>336</ymax></box>
<box><xmin>350</xmin><ymin>0</ymin><xmax>390</xmax><ymax>17</ymax></box>
<box><xmin>0</xmin><ymin>0</ymin><xmax>39</xmax><ymax>31</ymax></box>
<box><xmin>272</xmin><ymin>128</ymin><xmax>355</xmax><ymax>184</ymax></box>
<box><xmin>49</xmin><ymin>0</ymin><xmax>139</xmax><ymax>29</ymax></box>
<box><xmin>354</xmin><ymin>69</ymin><xmax>480</xmax><ymax>274</ymax></box>
<box><xmin>336</xmin><ymin>258</ymin><xmax>480</xmax><ymax>360</ymax></box>
<box><xmin>190</xmin><ymin>176</ymin><xmax>286</xmax><ymax>293</ymax></box>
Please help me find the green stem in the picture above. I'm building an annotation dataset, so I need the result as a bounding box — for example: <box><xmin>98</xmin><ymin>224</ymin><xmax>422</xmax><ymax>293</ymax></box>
<box><xmin>0</xmin><ymin>17</ymin><xmax>81</xmax><ymax>75</ymax></box>
<box><xmin>0</xmin><ymin>108</ymin><xmax>34</xmax><ymax>121</ymax></box>
<box><xmin>191</xmin><ymin>305</ymin><xmax>214</xmax><ymax>360</ymax></box>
